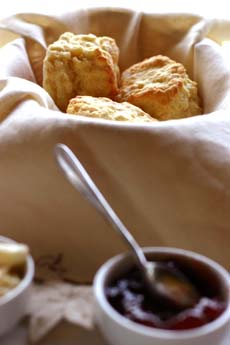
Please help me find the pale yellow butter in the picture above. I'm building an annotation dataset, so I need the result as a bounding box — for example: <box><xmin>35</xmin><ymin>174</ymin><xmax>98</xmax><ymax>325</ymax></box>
<box><xmin>0</xmin><ymin>243</ymin><xmax>28</xmax><ymax>268</ymax></box>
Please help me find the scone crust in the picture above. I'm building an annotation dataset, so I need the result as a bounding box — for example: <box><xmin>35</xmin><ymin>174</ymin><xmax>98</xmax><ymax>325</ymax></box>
<box><xmin>43</xmin><ymin>33</ymin><xmax>120</xmax><ymax>111</ymax></box>
<box><xmin>117</xmin><ymin>55</ymin><xmax>202</xmax><ymax>120</ymax></box>
<box><xmin>67</xmin><ymin>95</ymin><xmax>157</xmax><ymax>122</ymax></box>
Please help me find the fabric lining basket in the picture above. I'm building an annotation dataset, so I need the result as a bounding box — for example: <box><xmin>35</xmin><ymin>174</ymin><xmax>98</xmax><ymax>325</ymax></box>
<box><xmin>0</xmin><ymin>8</ymin><xmax>230</xmax><ymax>282</ymax></box>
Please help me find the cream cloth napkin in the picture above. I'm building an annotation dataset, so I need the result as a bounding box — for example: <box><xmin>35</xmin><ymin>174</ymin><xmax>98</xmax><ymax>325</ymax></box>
<box><xmin>28</xmin><ymin>281</ymin><xmax>94</xmax><ymax>343</ymax></box>
<box><xmin>0</xmin><ymin>8</ymin><xmax>230</xmax><ymax>341</ymax></box>
<box><xmin>0</xmin><ymin>8</ymin><xmax>230</xmax><ymax>281</ymax></box>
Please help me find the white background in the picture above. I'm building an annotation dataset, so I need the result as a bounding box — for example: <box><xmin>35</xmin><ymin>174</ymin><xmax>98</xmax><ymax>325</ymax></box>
<box><xmin>0</xmin><ymin>0</ymin><xmax>229</xmax><ymax>20</ymax></box>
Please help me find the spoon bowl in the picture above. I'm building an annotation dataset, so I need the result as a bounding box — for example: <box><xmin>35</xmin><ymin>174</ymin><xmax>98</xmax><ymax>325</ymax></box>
<box><xmin>94</xmin><ymin>247</ymin><xmax>230</xmax><ymax>345</ymax></box>
<box><xmin>54</xmin><ymin>143</ymin><xmax>199</xmax><ymax>309</ymax></box>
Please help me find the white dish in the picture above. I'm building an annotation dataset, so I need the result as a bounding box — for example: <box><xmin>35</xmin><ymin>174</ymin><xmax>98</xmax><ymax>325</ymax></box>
<box><xmin>0</xmin><ymin>236</ymin><xmax>34</xmax><ymax>336</ymax></box>
<box><xmin>94</xmin><ymin>247</ymin><xmax>230</xmax><ymax>345</ymax></box>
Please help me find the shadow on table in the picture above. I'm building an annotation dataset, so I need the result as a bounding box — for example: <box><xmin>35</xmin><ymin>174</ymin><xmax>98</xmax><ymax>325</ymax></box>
<box><xmin>37</xmin><ymin>322</ymin><xmax>108</xmax><ymax>345</ymax></box>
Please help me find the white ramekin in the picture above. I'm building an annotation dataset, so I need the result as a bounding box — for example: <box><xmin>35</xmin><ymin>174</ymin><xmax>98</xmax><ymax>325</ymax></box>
<box><xmin>94</xmin><ymin>247</ymin><xmax>230</xmax><ymax>345</ymax></box>
<box><xmin>0</xmin><ymin>236</ymin><xmax>34</xmax><ymax>336</ymax></box>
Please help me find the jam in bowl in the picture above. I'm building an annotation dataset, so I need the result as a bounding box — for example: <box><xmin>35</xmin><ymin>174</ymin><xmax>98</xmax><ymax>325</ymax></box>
<box><xmin>94</xmin><ymin>247</ymin><xmax>230</xmax><ymax>345</ymax></box>
<box><xmin>106</xmin><ymin>263</ymin><xmax>226</xmax><ymax>331</ymax></box>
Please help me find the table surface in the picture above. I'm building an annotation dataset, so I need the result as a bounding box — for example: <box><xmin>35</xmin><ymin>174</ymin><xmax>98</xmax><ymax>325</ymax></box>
<box><xmin>0</xmin><ymin>322</ymin><xmax>108</xmax><ymax>345</ymax></box>
<box><xmin>1</xmin><ymin>321</ymin><xmax>229</xmax><ymax>345</ymax></box>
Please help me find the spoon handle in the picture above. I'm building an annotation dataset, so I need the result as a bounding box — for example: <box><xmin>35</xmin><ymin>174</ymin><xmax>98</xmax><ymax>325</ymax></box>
<box><xmin>55</xmin><ymin>143</ymin><xmax>148</xmax><ymax>271</ymax></box>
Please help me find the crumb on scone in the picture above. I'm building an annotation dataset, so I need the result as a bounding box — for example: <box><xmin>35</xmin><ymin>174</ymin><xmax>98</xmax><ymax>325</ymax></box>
<box><xmin>66</xmin><ymin>95</ymin><xmax>157</xmax><ymax>122</ymax></box>
<box><xmin>43</xmin><ymin>32</ymin><xmax>120</xmax><ymax>111</ymax></box>
<box><xmin>117</xmin><ymin>55</ymin><xmax>202</xmax><ymax>121</ymax></box>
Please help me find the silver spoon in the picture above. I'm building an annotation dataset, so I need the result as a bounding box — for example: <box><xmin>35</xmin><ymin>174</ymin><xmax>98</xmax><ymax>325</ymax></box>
<box><xmin>54</xmin><ymin>143</ymin><xmax>200</xmax><ymax>310</ymax></box>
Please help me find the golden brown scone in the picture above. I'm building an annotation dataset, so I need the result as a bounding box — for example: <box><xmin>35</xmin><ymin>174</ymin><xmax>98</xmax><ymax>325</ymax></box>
<box><xmin>43</xmin><ymin>32</ymin><xmax>120</xmax><ymax>111</ymax></box>
<box><xmin>67</xmin><ymin>96</ymin><xmax>157</xmax><ymax>122</ymax></box>
<box><xmin>117</xmin><ymin>55</ymin><xmax>202</xmax><ymax>121</ymax></box>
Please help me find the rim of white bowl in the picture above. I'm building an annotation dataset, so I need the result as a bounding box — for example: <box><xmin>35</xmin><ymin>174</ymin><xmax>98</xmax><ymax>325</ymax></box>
<box><xmin>0</xmin><ymin>236</ymin><xmax>34</xmax><ymax>307</ymax></box>
<box><xmin>94</xmin><ymin>247</ymin><xmax>230</xmax><ymax>340</ymax></box>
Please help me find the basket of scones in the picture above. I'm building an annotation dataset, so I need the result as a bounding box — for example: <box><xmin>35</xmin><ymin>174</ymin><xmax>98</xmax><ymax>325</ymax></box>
<box><xmin>0</xmin><ymin>8</ymin><xmax>230</xmax><ymax>283</ymax></box>
<box><xmin>43</xmin><ymin>32</ymin><xmax>201</xmax><ymax>121</ymax></box>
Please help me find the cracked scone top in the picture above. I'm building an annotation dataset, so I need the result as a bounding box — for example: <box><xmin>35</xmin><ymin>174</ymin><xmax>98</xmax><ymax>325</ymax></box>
<box><xmin>117</xmin><ymin>55</ymin><xmax>202</xmax><ymax>120</ymax></box>
<box><xmin>43</xmin><ymin>32</ymin><xmax>120</xmax><ymax>111</ymax></box>
<box><xmin>67</xmin><ymin>96</ymin><xmax>157</xmax><ymax>122</ymax></box>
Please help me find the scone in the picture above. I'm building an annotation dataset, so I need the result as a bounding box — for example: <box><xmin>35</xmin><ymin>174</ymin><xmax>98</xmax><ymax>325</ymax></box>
<box><xmin>117</xmin><ymin>55</ymin><xmax>202</xmax><ymax>121</ymax></box>
<box><xmin>67</xmin><ymin>96</ymin><xmax>157</xmax><ymax>122</ymax></box>
<box><xmin>43</xmin><ymin>32</ymin><xmax>120</xmax><ymax>111</ymax></box>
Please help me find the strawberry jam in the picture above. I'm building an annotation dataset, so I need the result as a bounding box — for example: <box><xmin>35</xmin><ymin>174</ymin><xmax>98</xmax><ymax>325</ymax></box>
<box><xmin>106</xmin><ymin>263</ymin><xmax>226</xmax><ymax>330</ymax></box>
